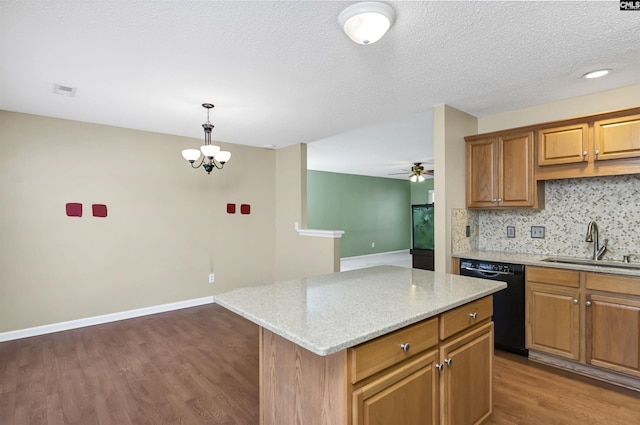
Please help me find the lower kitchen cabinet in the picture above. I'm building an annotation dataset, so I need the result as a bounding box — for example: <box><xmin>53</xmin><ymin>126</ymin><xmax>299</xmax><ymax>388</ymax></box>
<box><xmin>526</xmin><ymin>282</ymin><xmax>580</xmax><ymax>360</ymax></box>
<box><xmin>349</xmin><ymin>297</ymin><xmax>495</xmax><ymax>425</ymax></box>
<box><xmin>352</xmin><ymin>350</ymin><xmax>438</xmax><ymax>425</ymax></box>
<box><xmin>439</xmin><ymin>322</ymin><xmax>494</xmax><ymax>425</ymax></box>
<box><xmin>526</xmin><ymin>266</ymin><xmax>640</xmax><ymax>389</ymax></box>
<box><xmin>586</xmin><ymin>293</ymin><xmax>640</xmax><ymax>377</ymax></box>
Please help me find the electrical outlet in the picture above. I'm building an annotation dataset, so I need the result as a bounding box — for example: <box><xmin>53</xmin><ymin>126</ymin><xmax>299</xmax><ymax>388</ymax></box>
<box><xmin>371</xmin><ymin>242</ymin><xmax>375</xmax><ymax>248</ymax></box>
<box><xmin>465</xmin><ymin>225</ymin><xmax>471</xmax><ymax>237</ymax></box>
<box><xmin>531</xmin><ymin>226</ymin><xmax>545</xmax><ymax>239</ymax></box>
<box><xmin>208</xmin><ymin>273</ymin><xmax>215</xmax><ymax>283</ymax></box>
<box><xmin>507</xmin><ymin>226</ymin><xmax>516</xmax><ymax>238</ymax></box>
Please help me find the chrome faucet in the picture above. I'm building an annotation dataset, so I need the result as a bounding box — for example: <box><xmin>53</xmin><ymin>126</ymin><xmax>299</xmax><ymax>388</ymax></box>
<box><xmin>585</xmin><ymin>221</ymin><xmax>608</xmax><ymax>260</ymax></box>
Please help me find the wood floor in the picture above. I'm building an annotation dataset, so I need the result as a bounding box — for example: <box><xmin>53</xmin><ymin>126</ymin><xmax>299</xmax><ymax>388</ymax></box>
<box><xmin>1</xmin><ymin>304</ymin><xmax>639</xmax><ymax>425</ymax></box>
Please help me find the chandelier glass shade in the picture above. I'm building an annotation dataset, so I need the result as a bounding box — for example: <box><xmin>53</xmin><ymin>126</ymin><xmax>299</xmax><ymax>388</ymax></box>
<box><xmin>181</xmin><ymin>103</ymin><xmax>231</xmax><ymax>174</ymax></box>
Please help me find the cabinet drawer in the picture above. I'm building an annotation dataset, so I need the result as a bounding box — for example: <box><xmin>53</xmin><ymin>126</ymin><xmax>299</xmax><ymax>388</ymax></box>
<box><xmin>439</xmin><ymin>296</ymin><xmax>493</xmax><ymax>340</ymax></box>
<box><xmin>349</xmin><ymin>317</ymin><xmax>438</xmax><ymax>384</ymax></box>
<box><xmin>527</xmin><ymin>266</ymin><xmax>580</xmax><ymax>288</ymax></box>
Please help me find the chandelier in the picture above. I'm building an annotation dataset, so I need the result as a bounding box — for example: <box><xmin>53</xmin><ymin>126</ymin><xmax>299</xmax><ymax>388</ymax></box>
<box><xmin>181</xmin><ymin>103</ymin><xmax>231</xmax><ymax>174</ymax></box>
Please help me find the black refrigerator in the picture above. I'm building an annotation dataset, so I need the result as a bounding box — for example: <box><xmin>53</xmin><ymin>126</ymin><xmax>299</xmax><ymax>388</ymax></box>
<box><xmin>411</xmin><ymin>203</ymin><xmax>434</xmax><ymax>270</ymax></box>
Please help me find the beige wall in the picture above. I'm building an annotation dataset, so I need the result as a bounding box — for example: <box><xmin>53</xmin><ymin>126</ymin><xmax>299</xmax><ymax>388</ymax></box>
<box><xmin>478</xmin><ymin>83</ymin><xmax>640</xmax><ymax>132</ymax></box>
<box><xmin>275</xmin><ymin>144</ymin><xmax>339</xmax><ymax>281</ymax></box>
<box><xmin>434</xmin><ymin>105</ymin><xmax>478</xmax><ymax>273</ymax></box>
<box><xmin>0</xmin><ymin>111</ymin><xmax>280</xmax><ymax>333</ymax></box>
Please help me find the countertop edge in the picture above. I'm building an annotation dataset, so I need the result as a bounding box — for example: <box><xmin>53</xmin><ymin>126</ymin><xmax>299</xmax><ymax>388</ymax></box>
<box><xmin>453</xmin><ymin>251</ymin><xmax>640</xmax><ymax>277</ymax></box>
<box><xmin>215</xmin><ymin>282</ymin><xmax>506</xmax><ymax>357</ymax></box>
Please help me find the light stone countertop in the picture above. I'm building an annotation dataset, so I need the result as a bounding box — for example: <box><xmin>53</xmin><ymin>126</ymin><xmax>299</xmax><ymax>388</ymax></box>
<box><xmin>214</xmin><ymin>266</ymin><xmax>506</xmax><ymax>356</ymax></box>
<box><xmin>453</xmin><ymin>250</ymin><xmax>640</xmax><ymax>277</ymax></box>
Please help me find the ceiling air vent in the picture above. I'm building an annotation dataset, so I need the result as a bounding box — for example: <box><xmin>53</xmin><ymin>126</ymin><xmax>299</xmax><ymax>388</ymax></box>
<box><xmin>53</xmin><ymin>83</ymin><xmax>77</xmax><ymax>97</ymax></box>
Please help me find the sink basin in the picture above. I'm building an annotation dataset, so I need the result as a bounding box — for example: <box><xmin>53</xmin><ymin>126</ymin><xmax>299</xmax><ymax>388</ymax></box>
<box><xmin>541</xmin><ymin>257</ymin><xmax>640</xmax><ymax>271</ymax></box>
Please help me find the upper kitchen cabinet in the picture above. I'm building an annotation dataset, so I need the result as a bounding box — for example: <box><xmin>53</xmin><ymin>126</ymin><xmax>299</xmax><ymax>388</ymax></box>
<box><xmin>535</xmin><ymin>108</ymin><xmax>640</xmax><ymax>180</ymax></box>
<box><xmin>537</xmin><ymin>123</ymin><xmax>589</xmax><ymax>166</ymax></box>
<box><xmin>465</xmin><ymin>131</ymin><xmax>544</xmax><ymax>209</ymax></box>
<box><xmin>594</xmin><ymin>113</ymin><xmax>640</xmax><ymax>161</ymax></box>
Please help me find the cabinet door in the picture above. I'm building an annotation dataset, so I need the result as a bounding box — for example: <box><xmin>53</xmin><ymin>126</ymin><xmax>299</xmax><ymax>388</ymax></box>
<box><xmin>466</xmin><ymin>138</ymin><xmax>498</xmax><ymax>208</ymax></box>
<box><xmin>526</xmin><ymin>283</ymin><xmax>580</xmax><ymax>360</ymax></box>
<box><xmin>352</xmin><ymin>350</ymin><xmax>438</xmax><ymax>425</ymax></box>
<box><xmin>586</xmin><ymin>293</ymin><xmax>640</xmax><ymax>377</ymax></box>
<box><xmin>499</xmin><ymin>132</ymin><xmax>535</xmax><ymax>207</ymax></box>
<box><xmin>440</xmin><ymin>322</ymin><xmax>493</xmax><ymax>425</ymax></box>
<box><xmin>594</xmin><ymin>114</ymin><xmax>640</xmax><ymax>161</ymax></box>
<box><xmin>538</xmin><ymin>124</ymin><xmax>589</xmax><ymax>165</ymax></box>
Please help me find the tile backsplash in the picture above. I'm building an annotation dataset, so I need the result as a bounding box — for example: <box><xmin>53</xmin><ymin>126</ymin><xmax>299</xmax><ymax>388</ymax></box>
<box><xmin>453</xmin><ymin>175</ymin><xmax>640</xmax><ymax>261</ymax></box>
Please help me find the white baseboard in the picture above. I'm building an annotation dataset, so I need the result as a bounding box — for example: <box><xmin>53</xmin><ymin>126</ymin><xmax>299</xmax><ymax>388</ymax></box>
<box><xmin>0</xmin><ymin>296</ymin><xmax>214</xmax><ymax>343</ymax></box>
<box><xmin>341</xmin><ymin>249</ymin><xmax>410</xmax><ymax>260</ymax></box>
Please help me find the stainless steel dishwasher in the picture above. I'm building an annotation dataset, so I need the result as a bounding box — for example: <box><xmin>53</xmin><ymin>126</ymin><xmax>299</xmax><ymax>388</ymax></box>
<box><xmin>459</xmin><ymin>258</ymin><xmax>527</xmax><ymax>357</ymax></box>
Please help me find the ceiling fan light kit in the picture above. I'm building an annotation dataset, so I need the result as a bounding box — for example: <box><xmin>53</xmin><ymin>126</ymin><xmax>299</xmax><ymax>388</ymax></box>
<box><xmin>338</xmin><ymin>2</ymin><xmax>395</xmax><ymax>45</ymax></box>
<box><xmin>181</xmin><ymin>103</ymin><xmax>232</xmax><ymax>175</ymax></box>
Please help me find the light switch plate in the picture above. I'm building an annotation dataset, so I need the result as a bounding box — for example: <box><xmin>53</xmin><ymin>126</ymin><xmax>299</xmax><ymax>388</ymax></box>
<box><xmin>507</xmin><ymin>226</ymin><xmax>516</xmax><ymax>238</ymax></box>
<box><xmin>531</xmin><ymin>226</ymin><xmax>545</xmax><ymax>238</ymax></box>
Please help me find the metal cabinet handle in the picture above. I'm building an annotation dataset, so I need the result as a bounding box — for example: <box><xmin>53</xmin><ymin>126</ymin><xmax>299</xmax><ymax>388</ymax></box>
<box><xmin>492</xmin><ymin>198</ymin><xmax>497</xmax><ymax>202</ymax></box>
<box><xmin>586</xmin><ymin>301</ymin><xmax>592</xmax><ymax>307</ymax></box>
<box><xmin>436</xmin><ymin>363</ymin><xmax>444</xmax><ymax>372</ymax></box>
<box><xmin>497</xmin><ymin>198</ymin><xmax>502</xmax><ymax>202</ymax></box>
<box><xmin>400</xmin><ymin>343</ymin><xmax>410</xmax><ymax>352</ymax></box>
<box><xmin>594</xmin><ymin>149</ymin><xmax>600</xmax><ymax>159</ymax></box>
<box><xmin>444</xmin><ymin>358</ymin><xmax>452</xmax><ymax>367</ymax></box>
<box><xmin>469</xmin><ymin>312</ymin><xmax>478</xmax><ymax>319</ymax></box>
<box><xmin>573</xmin><ymin>299</ymin><xmax>579</xmax><ymax>305</ymax></box>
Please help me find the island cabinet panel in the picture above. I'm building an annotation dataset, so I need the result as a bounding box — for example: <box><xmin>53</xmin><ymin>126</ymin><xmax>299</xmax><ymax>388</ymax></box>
<box><xmin>439</xmin><ymin>322</ymin><xmax>493</xmax><ymax>425</ymax></box>
<box><xmin>526</xmin><ymin>282</ymin><xmax>581</xmax><ymax>360</ymax></box>
<box><xmin>259</xmin><ymin>329</ymin><xmax>348</xmax><ymax>425</ymax></box>
<box><xmin>537</xmin><ymin>123</ymin><xmax>589</xmax><ymax>166</ymax></box>
<box><xmin>349</xmin><ymin>317</ymin><xmax>439</xmax><ymax>383</ymax></box>
<box><xmin>257</xmin><ymin>295</ymin><xmax>496</xmax><ymax>425</ymax></box>
<box><xmin>352</xmin><ymin>351</ymin><xmax>438</xmax><ymax>425</ymax></box>
<box><xmin>594</xmin><ymin>114</ymin><xmax>640</xmax><ymax>161</ymax></box>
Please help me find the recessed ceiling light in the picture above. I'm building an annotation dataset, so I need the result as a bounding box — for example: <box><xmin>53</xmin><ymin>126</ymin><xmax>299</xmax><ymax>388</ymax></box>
<box><xmin>582</xmin><ymin>69</ymin><xmax>611</xmax><ymax>79</ymax></box>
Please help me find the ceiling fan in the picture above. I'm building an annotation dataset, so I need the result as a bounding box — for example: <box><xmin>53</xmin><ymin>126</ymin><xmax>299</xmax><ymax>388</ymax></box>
<box><xmin>389</xmin><ymin>162</ymin><xmax>434</xmax><ymax>182</ymax></box>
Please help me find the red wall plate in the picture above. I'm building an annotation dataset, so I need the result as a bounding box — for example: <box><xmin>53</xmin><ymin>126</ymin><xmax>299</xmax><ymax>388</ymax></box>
<box><xmin>92</xmin><ymin>204</ymin><xmax>108</xmax><ymax>218</ymax></box>
<box><xmin>227</xmin><ymin>203</ymin><xmax>236</xmax><ymax>214</ymax></box>
<box><xmin>240</xmin><ymin>204</ymin><xmax>251</xmax><ymax>214</ymax></box>
<box><xmin>66</xmin><ymin>203</ymin><xmax>82</xmax><ymax>217</ymax></box>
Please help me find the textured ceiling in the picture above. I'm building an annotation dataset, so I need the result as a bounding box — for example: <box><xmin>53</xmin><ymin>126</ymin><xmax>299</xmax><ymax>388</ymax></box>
<box><xmin>2</xmin><ymin>1</ymin><xmax>640</xmax><ymax>178</ymax></box>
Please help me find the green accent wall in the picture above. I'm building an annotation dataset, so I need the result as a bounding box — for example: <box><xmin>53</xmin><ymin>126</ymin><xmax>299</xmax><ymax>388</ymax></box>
<box><xmin>410</xmin><ymin>178</ymin><xmax>434</xmax><ymax>205</ymax></box>
<box><xmin>307</xmin><ymin>171</ymin><xmax>411</xmax><ymax>258</ymax></box>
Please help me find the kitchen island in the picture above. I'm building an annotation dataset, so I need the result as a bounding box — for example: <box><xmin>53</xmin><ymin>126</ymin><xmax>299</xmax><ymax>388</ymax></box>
<box><xmin>215</xmin><ymin>266</ymin><xmax>506</xmax><ymax>425</ymax></box>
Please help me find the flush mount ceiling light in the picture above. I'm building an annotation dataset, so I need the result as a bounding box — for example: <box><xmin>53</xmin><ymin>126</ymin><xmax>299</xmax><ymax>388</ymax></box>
<box><xmin>338</xmin><ymin>2</ymin><xmax>395</xmax><ymax>45</ymax></box>
<box><xmin>582</xmin><ymin>69</ymin><xmax>612</xmax><ymax>79</ymax></box>
<box><xmin>181</xmin><ymin>103</ymin><xmax>231</xmax><ymax>174</ymax></box>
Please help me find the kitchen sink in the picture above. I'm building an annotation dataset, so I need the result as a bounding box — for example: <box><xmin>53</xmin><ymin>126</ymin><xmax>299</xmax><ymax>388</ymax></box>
<box><xmin>541</xmin><ymin>257</ymin><xmax>640</xmax><ymax>271</ymax></box>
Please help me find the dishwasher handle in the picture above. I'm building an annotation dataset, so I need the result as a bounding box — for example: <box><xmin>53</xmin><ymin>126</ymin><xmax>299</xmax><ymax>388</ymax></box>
<box><xmin>462</xmin><ymin>267</ymin><xmax>514</xmax><ymax>276</ymax></box>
